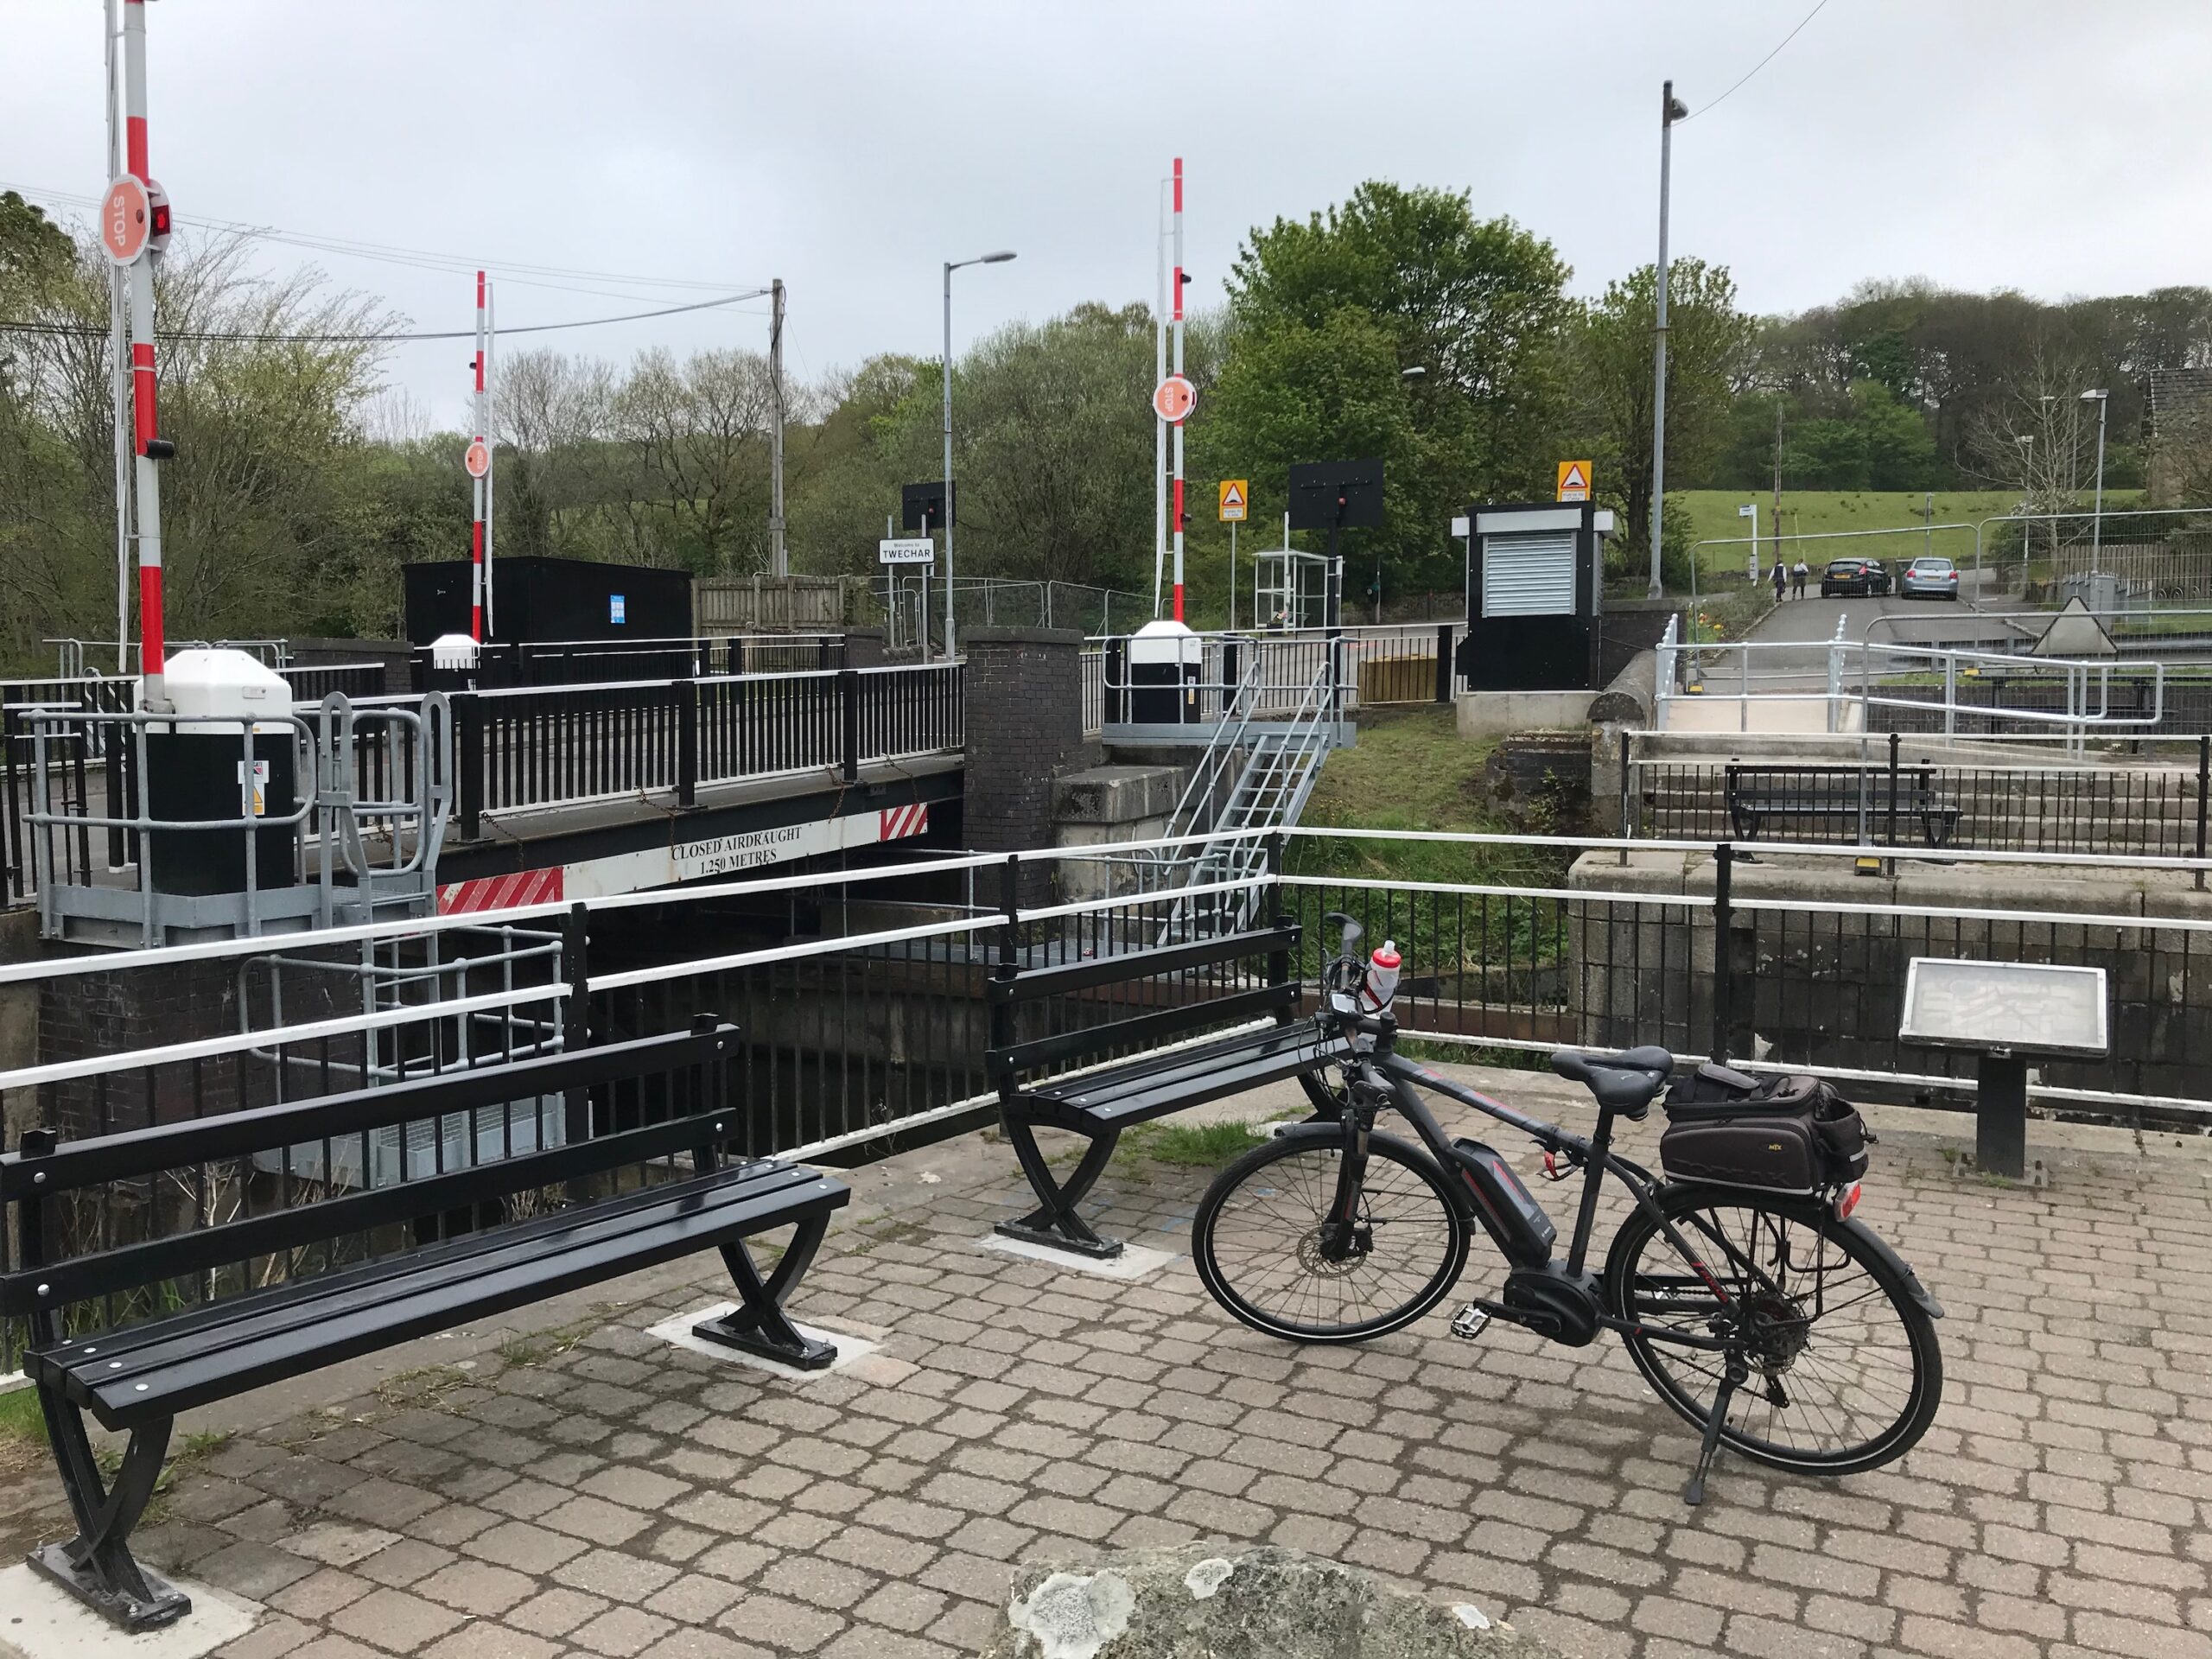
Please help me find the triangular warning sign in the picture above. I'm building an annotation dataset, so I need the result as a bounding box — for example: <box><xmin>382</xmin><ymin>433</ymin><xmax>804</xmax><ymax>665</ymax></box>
<box><xmin>1560</xmin><ymin>463</ymin><xmax>1587</xmax><ymax>492</ymax></box>
<box><xmin>2031</xmin><ymin>594</ymin><xmax>2117</xmax><ymax>658</ymax></box>
<box><xmin>1223</xmin><ymin>482</ymin><xmax>1245</xmax><ymax>510</ymax></box>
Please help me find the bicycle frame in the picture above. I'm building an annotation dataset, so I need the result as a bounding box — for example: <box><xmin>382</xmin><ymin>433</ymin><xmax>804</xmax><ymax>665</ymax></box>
<box><xmin>1316</xmin><ymin>1027</ymin><xmax>1745</xmax><ymax>1355</ymax></box>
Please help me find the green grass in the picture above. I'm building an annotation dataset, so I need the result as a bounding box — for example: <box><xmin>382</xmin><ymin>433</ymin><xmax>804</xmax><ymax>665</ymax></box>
<box><xmin>0</xmin><ymin>1385</ymin><xmax>48</xmax><ymax>1461</ymax></box>
<box><xmin>1113</xmin><ymin>1120</ymin><xmax>1271</xmax><ymax>1167</ymax></box>
<box><xmin>1675</xmin><ymin>489</ymin><xmax>2148</xmax><ymax>582</ymax></box>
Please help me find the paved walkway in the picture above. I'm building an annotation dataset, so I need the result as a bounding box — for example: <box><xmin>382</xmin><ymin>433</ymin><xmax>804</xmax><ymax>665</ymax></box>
<box><xmin>3</xmin><ymin>1071</ymin><xmax>2209</xmax><ymax>1659</ymax></box>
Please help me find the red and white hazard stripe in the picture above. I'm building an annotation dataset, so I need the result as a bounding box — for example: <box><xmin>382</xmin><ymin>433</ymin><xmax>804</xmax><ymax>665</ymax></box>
<box><xmin>1171</xmin><ymin>156</ymin><xmax>1185</xmax><ymax>623</ymax></box>
<box><xmin>437</xmin><ymin>865</ymin><xmax>565</xmax><ymax>917</ymax></box>
<box><xmin>877</xmin><ymin>803</ymin><xmax>931</xmax><ymax>842</ymax></box>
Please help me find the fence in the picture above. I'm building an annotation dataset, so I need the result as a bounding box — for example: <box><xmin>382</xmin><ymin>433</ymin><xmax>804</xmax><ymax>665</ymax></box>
<box><xmin>1631</xmin><ymin>732</ymin><xmax>2212</xmax><ymax>859</ymax></box>
<box><xmin>9</xmin><ymin>818</ymin><xmax>2212</xmax><ymax>1376</ymax></box>
<box><xmin>694</xmin><ymin>575</ymin><xmax>871</xmax><ymax>634</ymax></box>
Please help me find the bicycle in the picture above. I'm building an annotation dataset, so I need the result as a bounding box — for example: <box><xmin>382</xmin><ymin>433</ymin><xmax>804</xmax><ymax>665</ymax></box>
<box><xmin>1192</xmin><ymin>915</ymin><xmax>1945</xmax><ymax>1504</ymax></box>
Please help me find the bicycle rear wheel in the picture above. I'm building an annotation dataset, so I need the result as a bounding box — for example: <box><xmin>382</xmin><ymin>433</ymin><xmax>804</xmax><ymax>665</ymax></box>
<box><xmin>1194</xmin><ymin>1129</ymin><xmax>1468</xmax><ymax>1344</ymax></box>
<box><xmin>1604</xmin><ymin>1185</ymin><xmax>1942</xmax><ymax>1475</ymax></box>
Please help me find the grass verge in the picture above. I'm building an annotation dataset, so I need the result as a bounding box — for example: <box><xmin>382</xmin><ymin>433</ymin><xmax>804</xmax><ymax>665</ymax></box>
<box><xmin>1113</xmin><ymin>1121</ymin><xmax>1271</xmax><ymax>1167</ymax></box>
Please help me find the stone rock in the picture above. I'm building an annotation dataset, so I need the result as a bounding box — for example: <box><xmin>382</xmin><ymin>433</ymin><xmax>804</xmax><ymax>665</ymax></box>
<box><xmin>976</xmin><ymin>1543</ymin><xmax>1552</xmax><ymax>1659</ymax></box>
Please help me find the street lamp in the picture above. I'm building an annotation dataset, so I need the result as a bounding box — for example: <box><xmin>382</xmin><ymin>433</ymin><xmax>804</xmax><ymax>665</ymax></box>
<box><xmin>2080</xmin><ymin>388</ymin><xmax>2109</xmax><ymax>568</ymax></box>
<box><xmin>2015</xmin><ymin>434</ymin><xmax>2034</xmax><ymax>587</ymax></box>
<box><xmin>1649</xmin><ymin>79</ymin><xmax>1690</xmax><ymax>598</ymax></box>
<box><xmin>943</xmin><ymin>249</ymin><xmax>1016</xmax><ymax>657</ymax></box>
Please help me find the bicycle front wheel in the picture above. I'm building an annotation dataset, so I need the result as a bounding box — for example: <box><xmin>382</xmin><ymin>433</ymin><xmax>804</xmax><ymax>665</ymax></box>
<box><xmin>1194</xmin><ymin>1129</ymin><xmax>1469</xmax><ymax>1344</ymax></box>
<box><xmin>1604</xmin><ymin>1185</ymin><xmax>1942</xmax><ymax>1476</ymax></box>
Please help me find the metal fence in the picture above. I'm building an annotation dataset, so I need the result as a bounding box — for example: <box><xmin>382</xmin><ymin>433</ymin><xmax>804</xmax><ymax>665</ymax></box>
<box><xmin>11</xmin><ymin>820</ymin><xmax>2212</xmax><ymax>1375</ymax></box>
<box><xmin>1630</xmin><ymin>732</ymin><xmax>2212</xmax><ymax>859</ymax></box>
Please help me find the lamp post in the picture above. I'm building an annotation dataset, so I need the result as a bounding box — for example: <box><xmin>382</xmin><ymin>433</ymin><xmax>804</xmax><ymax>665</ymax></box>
<box><xmin>943</xmin><ymin>250</ymin><xmax>1016</xmax><ymax>658</ymax></box>
<box><xmin>1649</xmin><ymin>79</ymin><xmax>1690</xmax><ymax>598</ymax></box>
<box><xmin>2080</xmin><ymin>388</ymin><xmax>2109</xmax><ymax>569</ymax></box>
<box><xmin>2016</xmin><ymin>434</ymin><xmax>2033</xmax><ymax>589</ymax></box>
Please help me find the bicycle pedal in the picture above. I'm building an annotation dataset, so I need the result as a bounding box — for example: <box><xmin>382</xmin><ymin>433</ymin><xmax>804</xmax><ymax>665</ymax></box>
<box><xmin>1449</xmin><ymin>1302</ymin><xmax>1491</xmax><ymax>1343</ymax></box>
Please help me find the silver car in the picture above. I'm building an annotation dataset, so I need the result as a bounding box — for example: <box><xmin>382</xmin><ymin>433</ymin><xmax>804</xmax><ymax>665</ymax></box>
<box><xmin>1899</xmin><ymin>556</ymin><xmax>1960</xmax><ymax>600</ymax></box>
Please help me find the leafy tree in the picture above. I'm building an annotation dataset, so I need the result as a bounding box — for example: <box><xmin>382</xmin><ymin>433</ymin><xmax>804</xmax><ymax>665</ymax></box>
<box><xmin>1205</xmin><ymin>182</ymin><xmax>1571</xmax><ymax>595</ymax></box>
<box><xmin>1571</xmin><ymin>257</ymin><xmax>1752</xmax><ymax>563</ymax></box>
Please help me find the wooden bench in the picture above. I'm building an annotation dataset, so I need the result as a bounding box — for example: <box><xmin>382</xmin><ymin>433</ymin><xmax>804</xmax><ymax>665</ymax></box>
<box><xmin>0</xmin><ymin>1019</ymin><xmax>847</xmax><ymax>1632</ymax></box>
<box><xmin>987</xmin><ymin>923</ymin><xmax>1336</xmax><ymax>1258</ymax></box>
<box><xmin>1726</xmin><ymin>762</ymin><xmax>1961</xmax><ymax>849</ymax></box>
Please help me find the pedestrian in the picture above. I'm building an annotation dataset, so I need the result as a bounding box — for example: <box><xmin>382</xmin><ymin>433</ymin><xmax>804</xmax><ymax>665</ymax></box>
<box><xmin>1772</xmin><ymin>561</ymin><xmax>1788</xmax><ymax>603</ymax></box>
<box><xmin>1792</xmin><ymin>558</ymin><xmax>1809</xmax><ymax>600</ymax></box>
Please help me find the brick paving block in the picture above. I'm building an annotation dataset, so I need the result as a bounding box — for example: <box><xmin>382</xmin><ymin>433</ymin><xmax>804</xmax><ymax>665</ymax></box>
<box><xmin>198</xmin><ymin>1539</ymin><xmax>323</xmax><ymax>1600</ymax></box>
<box><xmin>467</xmin><ymin>1519</ymin><xmax>591</xmax><ymax>1575</ymax></box>
<box><xmin>356</xmin><ymin>1539</ymin><xmax>458</xmax><ymax>1589</ymax></box>
<box><xmin>421</xmin><ymin>1625</ymin><xmax>563</xmax><ymax>1659</ymax></box>
<box><xmin>414</xmin><ymin>1558</ymin><xmax>538</xmax><ymax>1618</ymax></box>
<box><xmin>1722</xmin><ymin>1611</ymin><xmax>1868</xmax><ymax>1659</ymax></box>
<box><xmin>717</xmin><ymin>1591</ymin><xmax>847</xmax><ymax>1652</ymax></box>
<box><xmin>271</xmin><ymin>1567</ymin><xmax>379</xmax><ymax>1621</ymax></box>
<box><xmin>562</xmin><ymin>1546</ymin><xmax>682</xmax><ymax>1601</ymax></box>
<box><xmin>327</xmin><ymin>1587</ymin><xmax>468</xmax><ymax>1653</ymax></box>
<box><xmin>636</xmin><ymin>1630</ymin><xmax>774</xmax><ymax>1659</ymax></box>
<box><xmin>693</xmin><ymin>1540</ymin><xmax>777</xmax><ymax>1583</ymax></box>
<box><xmin>279</xmin><ymin>1637</ymin><xmax>394</xmax><ymax>1659</ymax></box>
<box><xmin>761</xmin><ymin>1554</ymin><xmax>880</xmax><ymax>1611</ymax></box>
<box><xmin>644</xmin><ymin>1573</ymin><xmax>749</xmax><ymax>1624</ymax></box>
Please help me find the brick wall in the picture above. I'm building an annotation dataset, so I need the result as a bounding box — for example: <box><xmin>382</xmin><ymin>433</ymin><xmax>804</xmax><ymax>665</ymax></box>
<box><xmin>962</xmin><ymin>627</ymin><xmax>1096</xmax><ymax>903</ymax></box>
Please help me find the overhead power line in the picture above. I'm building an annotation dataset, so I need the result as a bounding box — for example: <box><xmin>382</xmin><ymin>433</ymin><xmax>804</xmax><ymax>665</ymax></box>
<box><xmin>0</xmin><ymin>180</ymin><xmax>763</xmax><ymax>305</ymax></box>
<box><xmin>1681</xmin><ymin>0</ymin><xmax>1832</xmax><ymax>120</ymax></box>
<box><xmin>0</xmin><ymin>287</ymin><xmax>772</xmax><ymax>345</ymax></box>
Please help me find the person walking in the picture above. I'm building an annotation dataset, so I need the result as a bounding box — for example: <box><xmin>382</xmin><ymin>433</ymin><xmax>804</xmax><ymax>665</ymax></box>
<box><xmin>1792</xmin><ymin>558</ymin><xmax>1809</xmax><ymax>600</ymax></box>
<box><xmin>1772</xmin><ymin>560</ymin><xmax>1788</xmax><ymax>604</ymax></box>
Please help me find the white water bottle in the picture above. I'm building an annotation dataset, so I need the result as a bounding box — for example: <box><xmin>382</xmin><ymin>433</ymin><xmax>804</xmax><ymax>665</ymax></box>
<box><xmin>1363</xmin><ymin>940</ymin><xmax>1402</xmax><ymax>1010</ymax></box>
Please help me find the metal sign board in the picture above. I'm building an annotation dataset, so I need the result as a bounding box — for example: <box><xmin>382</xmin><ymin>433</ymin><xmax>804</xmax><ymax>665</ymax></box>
<box><xmin>1556</xmin><ymin>460</ymin><xmax>1592</xmax><ymax>502</ymax></box>
<box><xmin>901</xmin><ymin>480</ymin><xmax>954</xmax><ymax>531</ymax></box>
<box><xmin>464</xmin><ymin>439</ymin><xmax>491</xmax><ymax>479</ymax></box>
<box><xmin>1287</xmin><ymin>460</ymin><xmax>1384</xmax><ymax>531</ymax></box>
<box><xmin>1218</xmin><ymin>479</ymin><xmax>1249</xmax><ymax>522</ymax></box>
<box><xmin>1153</xmin><ymin>374</ymin><xmax>1198</xmax><ymax>425</ymax></box>
<box><xmin>879</xmin><ymin>537</ymin><xmax>936</xmax><ymax>565</ymax></box>
<box><xmin>100</xmin><ymin>175</ymin><xmax>151</xmax><ymax>264</ymax></box>
<box><xmin>1897</xmin><ymin>957</ymin><xmax>2108</xmax><ymax>1058</ymax></box>
<box><xmin>608</xmin><ymin>594</ymin><xmax>626</xmax><ymax>626</ymax></box>
<box><xmin>1451</xmin><ymin>515</ymin><xmax>1471</xmax><ymax>538</ymax></box>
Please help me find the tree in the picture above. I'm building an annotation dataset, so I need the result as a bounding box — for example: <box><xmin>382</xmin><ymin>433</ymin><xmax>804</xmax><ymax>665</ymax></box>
<box><xmin>1207</xmin><ymin>183</ymin><xmax>1572</xmax><ymax>595</ymax></box>
<box><xmin>1572</xmin><ymin>257</ymin><xmax>1753</xmax><ymax>565</ymax></box>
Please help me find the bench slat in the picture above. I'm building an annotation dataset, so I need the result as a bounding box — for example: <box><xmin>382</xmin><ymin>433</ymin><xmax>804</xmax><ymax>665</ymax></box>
<box><xmin>35</xmin><ymin>1160</ymin><xmax>841</xmax><ymax>1431</ymax></box>
<box><xmin>1016</xmin><ymin>1019</ymin><xmax>1332</xmax><ymax>1133</ymax></box>
<box><xmin>985</xmin><ymin>927</ymin><xmax>1297</xmax><ymax>1005</ymax></box>
<box><xmin>0</xmin><ymin>1025</ymin><xmax>734</xmax><ymax>1199</ymax></box>
<box><xmin>988</xmin><ymin>983</ymin><xmax>1297</xmax><ymax>1082</ymax></box>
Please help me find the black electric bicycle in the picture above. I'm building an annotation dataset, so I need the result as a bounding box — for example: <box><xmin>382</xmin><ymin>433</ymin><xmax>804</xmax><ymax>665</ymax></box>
<box><xmin>1192</xmin><ymin>916</ymin><xmax>1944</xmax><ymax>1503</ymax></box>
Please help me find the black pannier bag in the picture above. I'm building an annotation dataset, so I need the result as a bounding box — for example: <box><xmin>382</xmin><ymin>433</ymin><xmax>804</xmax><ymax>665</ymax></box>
<box><xmin>1659</xmin><ymin>1063</ymin><xmax>1870</xmax><ymax>1196</ymax></box>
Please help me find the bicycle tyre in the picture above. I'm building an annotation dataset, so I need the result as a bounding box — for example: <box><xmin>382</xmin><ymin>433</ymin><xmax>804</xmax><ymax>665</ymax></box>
<box><xmin>1603</xmin><ymin>1184</ymin><xmax>1942</xmax><ymax>1476</ymax></box>
<box><xmin>1194</xmin><ymin>1129</ymin><xmax>1469</xmax><ymax>1344</ymax></box>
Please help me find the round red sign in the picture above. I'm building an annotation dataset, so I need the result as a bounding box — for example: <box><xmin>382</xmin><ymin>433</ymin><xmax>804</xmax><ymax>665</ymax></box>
<box><xmin>100</xmin><ymin>176</ymin><xmax>151</xmax><ymax>265</ymax></box>
<box><xmin>463</xmin><ymin>439</ymin><xmax>492</xmax><ymax>479</ymax></box>
<box><xmin>1152</xmin><ymin>374</ymin><xmax>1198</xmax><ymax>425</ymax></box>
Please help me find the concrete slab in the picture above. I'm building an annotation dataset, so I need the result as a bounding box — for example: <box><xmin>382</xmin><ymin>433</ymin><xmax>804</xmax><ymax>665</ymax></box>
<box><xmin>0</xmin><ymin>1565</ymin><xmax>258</xmax><ymax>1659</ymax></box>
<box><xmin>975</xmin><ymin>1234</ymin><xmax>1179</xmax><ymax>1281</ymax></box>
<box><xmin>642</xmin><ymin>1304</ymin><xmax>879</xmax><ymax>1381</ymax></box>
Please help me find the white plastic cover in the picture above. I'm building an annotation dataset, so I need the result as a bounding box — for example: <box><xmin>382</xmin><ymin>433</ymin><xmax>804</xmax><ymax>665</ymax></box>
<box><xmin>159</xmin><ymin>647</ymin><xmax>290</xmax><ymax>731</ymax></box>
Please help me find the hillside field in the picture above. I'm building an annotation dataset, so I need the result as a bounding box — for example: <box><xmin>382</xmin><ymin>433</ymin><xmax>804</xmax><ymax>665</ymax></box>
<box><xmin>1672</xmin><ymin>488</ymin><xmax>2147</xmax><ymax>580</ymax></box>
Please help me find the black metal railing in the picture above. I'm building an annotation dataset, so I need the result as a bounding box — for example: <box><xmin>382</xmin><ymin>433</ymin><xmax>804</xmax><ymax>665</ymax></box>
<box><xmin>456</xmin><ymin>663</ymin><xmax>963</xmax><ymax>835</ymax></box>
<box><xmin>1637</xmin><ymin>734</ymin><xmax>2212</xmax><ymax>858</ymax></box>
<box><xmin>412</xmin><ymin>633</ymin><xmax>847</xmax><ymax>691</ymax></box>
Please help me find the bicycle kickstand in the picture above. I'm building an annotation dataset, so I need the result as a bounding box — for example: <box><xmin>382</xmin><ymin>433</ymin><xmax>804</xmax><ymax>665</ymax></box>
<box><xmin>1683</xmin><ymin>1352</ymin><xmax>1749</xmax><ymax>1507</ymax></box>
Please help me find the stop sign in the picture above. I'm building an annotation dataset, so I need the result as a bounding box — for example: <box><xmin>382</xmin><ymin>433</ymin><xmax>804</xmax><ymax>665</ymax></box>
<box><xmin>1153</xmin><ymin>374</ymin><xmax>1197</xmax><ymax>425</ymax></box>
<box><xmin>100</xmin><ymin>175</ymin><xmax>151</xmax><ymax>265</ymax></box>
<box><xmin>463</xmin><ymin>439</ymin><xmax>491</xmax><ymax>479</ymax></box>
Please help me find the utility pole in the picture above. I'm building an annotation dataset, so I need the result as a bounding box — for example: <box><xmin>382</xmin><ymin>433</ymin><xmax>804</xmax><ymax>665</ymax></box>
<box><xmin>120</xmin><ymin>0</ymin><xmax>168</xmax><ymax>709</ymax></box>
<box><xmin>1154</xmin><ymin>181</ymin><xmax>1168</xmax><ymax>619</ymax></box>
<box><xmin>1649</xmin><ymin>80</ymin><xmax>1689</xmax><ymax>598</ymax></box>
<box><xmin>769</xmin><ymin>277</ymin><xmax>787</xmax><ymax>578</ymax></box>
<box><xmin>1770</xmin><ymin>398</ymin><xmax>1783</xmax><ymax>574</ymax></box>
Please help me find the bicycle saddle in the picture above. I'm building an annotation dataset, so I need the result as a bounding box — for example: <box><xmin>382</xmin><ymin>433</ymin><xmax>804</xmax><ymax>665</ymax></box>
<box><xmin>1550</xmin><ymin>1046</ymin><xmax>1676</xmax><ymax>1116</ymax></box>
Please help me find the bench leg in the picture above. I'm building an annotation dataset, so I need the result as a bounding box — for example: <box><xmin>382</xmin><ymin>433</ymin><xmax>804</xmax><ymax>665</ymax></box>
<box><xmin>694</xmin><ymin>1215</ymin><xmax>839</xmax><ymax>1371</ymax></box>
<box><xmin>994</xmin><ymin>1116</ymin><xmax>1125</xmax><ymax>1260</ymax></box>
<box><xmin>29</xmin><ymin>1386</ymin><xmax>190</xmax><ymax>1631</ymax></box>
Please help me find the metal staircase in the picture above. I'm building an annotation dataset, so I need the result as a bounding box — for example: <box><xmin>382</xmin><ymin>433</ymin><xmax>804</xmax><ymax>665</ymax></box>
<box><xmin>1147</xmin><ymin>650</ymin><xmax>1344</xmax><ymax>938</ymax></box>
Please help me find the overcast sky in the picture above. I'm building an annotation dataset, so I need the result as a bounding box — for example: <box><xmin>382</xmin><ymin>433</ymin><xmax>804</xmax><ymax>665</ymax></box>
<box><xmin>7</xmin><ymin>1</ymin><xmax>2211</xmax><ymax>429</ymax></box>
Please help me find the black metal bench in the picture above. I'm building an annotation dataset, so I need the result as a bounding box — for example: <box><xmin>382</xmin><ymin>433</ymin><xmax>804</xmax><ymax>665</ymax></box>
<box><xmin>988</xmin><ymin>922</ymin><xmax>1334</xmax><ymax>1258</ymax></box>
<box><xmin>0</xmin><ymin>1019</ymin><xmax>847</xmax><ymax>1632</ymax></box>
<box><xmin>1726</xmin><ymin>762</ymin><xmax>1961</xmax><ymax>848</ymax></box>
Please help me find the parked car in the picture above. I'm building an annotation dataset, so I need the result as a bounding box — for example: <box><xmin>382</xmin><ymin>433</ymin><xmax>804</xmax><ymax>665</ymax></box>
<box><xmin>1899</xmin><ymin>556</ymin><xmax>1961</xmax><ymax>600</ymax></box>
<box><xmin>1820</xmin><ymin>558</ymin><xmax>1890</xmax><ymax>598</ymax></box>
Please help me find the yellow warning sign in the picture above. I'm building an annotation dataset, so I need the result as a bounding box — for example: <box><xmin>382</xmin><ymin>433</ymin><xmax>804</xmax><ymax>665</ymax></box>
<box><xmin>1218</xmin><ymin>479</ymin><xmax>1249</xmax><ymax>523</ymax></box>
<box><xmin>1556</xmin><ymin>461</ymin><xmax>1592</xmax><ymax>502</ymax></box>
